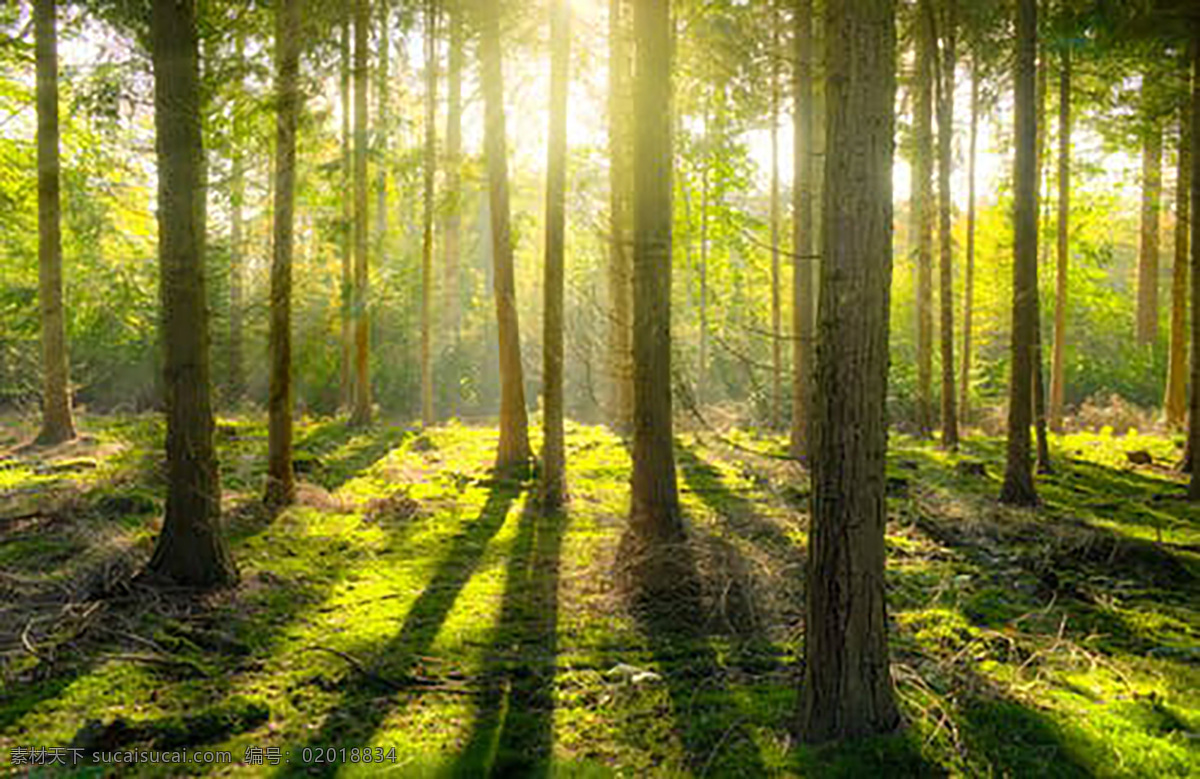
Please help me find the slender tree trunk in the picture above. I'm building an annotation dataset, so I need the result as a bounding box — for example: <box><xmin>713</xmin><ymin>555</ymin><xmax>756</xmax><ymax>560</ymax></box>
<box><xmin>629</xmin><ymin>0</ymin><xmax>683</xmax><ymax>549</ymax></box>
<box><xmin>349</xmin><ymin>0</ymin><xmax>372</xmax><ymax>427</ymax></box>
<box><xmin>959</xmin><ymin>58</ymin><xmax>978</xmax><ymax>425</ymax></box>
<box><xmin>421</xmin><ymin>0</ymin><xmax>437</xmax><ymax>426</ymax></box>
<box><xmin>608</xmin><ymin>0</ymin><xmax>634</xmax><ymax>433</ymax></box>
<box><xmin>1167</xmin><ymin>101</ymin><xmax>1192</xmax><ymax>428</ymax></box>
<box><xmin>799</xmin><ymin>0</ymin><xmax>899</xmax><ymax>742</ymax></box>
<box><xmin>1139</xmin><ymin>110</ymin><xmax>1163</xmax><ymax>346</ymax></box>
<box><xmin>1187</xmin><ymin>32</ymin><xmax>1200</xmax><ymax>499</ymax></box>
<box><xmin>146</xmin><ymin>0</ymin><xmax>236</xmax><ymax>587</ymax></box>
<box><xmin>1031</xmin><ymin>39</ymin><xmax>1051</xmax><ymax>472</ymax></box>
<box><xmin>936</xmin><ymin>0</ymin><xmax>958</xmax><ymax>449</ymax></box>
<box><xmin>914</xmin><ymin>0</ymin><xmax>934</xmax><ymax>439</ymax></box>
<box><xmin>266</xmin><ymin>0</ymin><xmax>300</xmax><ymax>508</ymax></box>
<box><xmin>770</xmin><ymin>5</ymin><xmax>782</xmax><ymax>432</ymax></box>
<box><xmin>479</xmin><ymin>0</ymin><xmax>531</xmax><ymax>470</ymax></box>
<box><xmin>227</xmin><ymin>35</ymin><xmax>245</xmax><ymax>408</ymax></box>
<box><xmin>1050</xmin><ymin>48</ymin><xmax>1071</xmax><ymax>431</ymax></box>
<box><xmin>790</xmin><ymin>0</ymin><xmax>814</xmax><ymax>460</ymax></box>
<box><xmin>443</xmin><ymin>0</ymin><xmax>463</xmax><ymax>417</ymax></box>
<box><xmin>35</xmin><ymin>0</ymin><xmax>74</xmax><ymax>445</ymax></box>
<box><xmin>1000</xmin><ymin>0</ymin><xmax>1039</xmax><ymax>507</ymax></box>
<box><xmin>339</xmin><ymin>13</ymin><xmax>353</xmax><ymax>411</ymax></box>
<box><xmin>698</xmin><ymin>99</ymin><xmax>711</xmax><ymax>407</ymax></box>
<box><xmin>542</xmin><ymin>0</ymin><xmax>569</xmax><ymax>510</ymax></box>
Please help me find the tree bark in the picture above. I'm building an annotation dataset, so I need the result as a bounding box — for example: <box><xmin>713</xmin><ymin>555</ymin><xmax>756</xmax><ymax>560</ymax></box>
<box><xmin>770</xmin><ymin>3</ymin><xmax>782</xmax><ymax>432</ymax></box>
<box><xmin>1050</xmin><ymin>48</ymin><xmax>1071</xmax><ymax>432</ymax></box>
<box><xmin>266</xmin><ymin>0</ymin><xmax>300</xmax><ymax>508</ymax></box>
<box><xmin>227</xmin><ymin>35</ymin><xmax>245</xmax><ymax>408</ymax></box>
<box><xmin>1167</xmin><ymin>101</ymin><xmax>1191</xmax><ymax>428</ymax></box>
<box><xmin>542</xmin><ymin>0</ymin><xmax>569</xmax><ymax>510</ymax></box>
<box><xmin>1000</xmin><ymin>0</ymin><xmax>1039</xmax><ymax>507</ymax></box>
<box><xmin>34</xmin><ymin>0</ymin><xmax>75</xmax><ymax>445</ymax></box>
<box><xmin>959</xmin><ymin>58</ymin><xmax>978</xmax><ymax>425</ymax></box>
<box><xmin>790</xmin><ymin>0</ymin><xmax>814</xmax><ymax>460</ymax></box>
<box><xmin>443</xmin><ymin>0</ymin><xmax>463</xmax><ymax>417</ymax></box>
<box><xmin>798</xmin><ymin>0</ymin><xmax>900</xmax><ymax>742</ymax></box>
<box><xmin>914</xmin><ymin>0</ymin><xmax>934</xmax><ymax>439</ymax></box>
<box><xmin>146</xmin><ymin>0</ymin><xmax>236</xmax><ymax>587</ymax></box>
<box><xmin>1138</xmin><ymin>109</ymin><xmax>1163</xmax><ymax>346</ymax></box>
<box><xmin>1030</xmin><ymin>41</ymin><xmax>1050</xmax><ymax>472</ymax></box>
<box><xmin>936</xmin><ymin>0</ymin><xmax>958</xmax><ymax>449</ymax></box>
<box><xmin>340</xmin><ymin>12</ymin><xmax>353</xmax><ymax>411</ymax></box>
<box><xmin>479</xmin><ymin>0</ymin><xmax>531</xmax><ymax>470</ymax></box>
<box><xmin>1188</xmin><ymin>31</ymin><xmax>1200</xmax><ymax>499</ymax></box>
<box><xmin>608</xmin><ymin>0</ymin><xmax>634</xmax><ymax>434</ymax></box>
<box><xmin>349</xmin><ymin>0</ymin><xmax>372</xmax><ymax>427</ymax></box>
<box><xmin>421</xmin><ymin>0</ymin><xmax>437</xmax><ymax>427</ymax></box>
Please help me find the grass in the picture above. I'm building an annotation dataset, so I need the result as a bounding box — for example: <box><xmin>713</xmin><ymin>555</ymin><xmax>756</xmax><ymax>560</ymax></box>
<box><xmin>0</xmin><ymin>414</ymin><xmax>1197</xmax><ymax>776</ymax></box>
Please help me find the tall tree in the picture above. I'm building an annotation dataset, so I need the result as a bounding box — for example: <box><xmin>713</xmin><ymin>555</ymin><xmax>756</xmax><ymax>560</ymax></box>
<box><xmin>479</xmin><ymin>0</ymin><xmax>531</xmax><ymax>470</ymax></box>
<box><xmin>1032</xmin><ymin>45</ymin><xmax>1051</xmax><ymax>473</ymax></box>
<box><xmin>349</xmin><ymin>0</ymin><xmax>371</xmax><ymax>427</ymax></box>
<box><xmin>145</xmin><ymin>0</ymin><xmax>236</xmax><ymax>586</ymax></box>
<box><xmin>542</xmin><ymin>0</ymin><xmax>569</xmax><ymax>510</ymax></box>
<box><xmin>443</xmin><ymin>0</ymin><xmax>463</xmax><ymax>417</ymax></box>
<box><xmin>936</xmin><ymin>0</ymin><xmax>958</xmax><ymax>448</ymax></box>
<box><xmin>790</xmin><ymin>0</ymin><xmax>814</xmax><ymax>460</ymax></box>
<box><xmin>266</xmin><ymin>0</ymin><xmax>300</xmax><ymax>508</ymax></box>
<box><xmin>339</xmin><ymin>11</ymin><xmax>353</xmax><ymax>411</ymax></box>
<box><xmin>914</xmin><ymin>0</ymin><xmax>935</xmax><ymax>439</ymax></box>
<box><xmin>959</xmin><ymin>57</ymin><xmax>979</xmax><ymax>423</ymax></box>
<box><xmin>1138</xmin><ymin>101</ymin><xmax>1163</xmax><ymax>346</ymax></box>
<box><xmin>628</xmin><ymin>0</ymin><xmax>684</xmax><ymax>560</ymax></box>
<box><xmin>799</xmin><ymin>0</ymin><xmax>900</xmax><ymax>742</ymax></box>
<box><xmin>34</xmin><ymin>0</ymin><xmax>75</xmax><ymax>445</ymax></box>
<box><xmin>770</xmin><ymin>3</ymin><xmax>783</xmax><ymax>431</ymax></box>
<box><xmin>227</xmin><ymin>34</ymin><xmax>246</xmax><ymax>407</ymax></box>
<box><xmin>608</xmin><ymin>0</ymin><xmax>633</xmax><ymax>433</ymax></box>
<box><xmin>1050</xmin><ymin>47</ymin><xmax>1071</xmax><ymax>431</ymax></box>
<box><xmin>1166</xmin><ymin>100</ymin><xmax>1191</xmax><ymax>427</ymax></box>
<box><xmin>1000</xmin><ymin>0</ymin><xmax>1039</xmax><ymax>507</ymax></box>
<box><xmin>421</xmin><ymin>0</ymin><xmax>437</xmax><ymax>426</ymax></box>
<box><xmin>1188</xmin><ymin>32</ymin><xmax>1200</xmax><ymax>499</ymax></box>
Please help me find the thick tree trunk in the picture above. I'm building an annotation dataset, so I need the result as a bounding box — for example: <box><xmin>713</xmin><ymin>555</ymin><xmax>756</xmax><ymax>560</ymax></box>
<box><xmin>1138</xmin><ymin>112</ymin><xmax>1163</xmax><ymax>346</ymax></box>
<box><xmin>770</xmin><ymin>9</ymin><xmax>782</xmax><ymax>432</ymax></box>
<box><xmin>443</xmin><ymin>0</ymin><xmax>463</xmax><ymax>417</ymax></box>
<box><xmin>936</xmin><ymin>0</ymin><xmax>958</xmax><ymax>449</ymax></box>
<box><xmin>798</xmin><ymin>0</ymin><xmax>899</xmax><ymax>742</ymax></box>
<box><xmin>959</xmin><ymin>59</ymin><xmax>978</xmax><ymax>425</ymax></box>
<box><xmin>608</xmin><ymin>0</ymin><xmax>634</xmax><ymax>434</ymax></box>
<box><xmin>349</xmin><ymin>0</ymin><xmax>372</xmax><ymax>427</ymax></box>
<box><xmin>34</xmin><ymin>0</ymin><xmax>75</xmax><ymax>446</ymax></box>
<box><xmin>790</xmin><ymin>0</ymin><xmax>814</xmax><ymax>460</ymax></box>
<box><xmin>266</xmin><ymin>0</ymin><xmax>300</xmax><ymax>508</ymax></box>
<box><xmin>1000</xmin><ymin>0</ymin><xmax>1039</xmax><ymax>507</ymax></box>
<box><xmin>1050</xmin><ymin>49</ymin><xmax>1071</xmax><ymax>432</ymax></box>
<box><xmin>479</xmin><ymin>0</ymin><xmax>531</xmax><ymax>470</ymax></box>
<box><xmin>146</xmin><ymin>0</ymin><xmax>236</xmax><ymax>587</ymax></box>
<box><xmin>421</xmin><ymin>0</ymin><xmax>437</xmax><ymax>427</ymax></box>
<box><xmin>340</xmin><ymin>13</ymin><xmax>353</xmax><ymax>411</ymax></box>
<box><xmin>914</xmin><ymin>0</ymin><xmax>934</xmax><ymax>439</ymax></box>
<box><xmin>1167</xmin><ymin>102</ymin><xmax>1191</xmax><ymax>427</ymax></box>
<box><xmin>542</xmin><ymin>0</ymin><xmax>569</xmax><ymax>510</ymax></box>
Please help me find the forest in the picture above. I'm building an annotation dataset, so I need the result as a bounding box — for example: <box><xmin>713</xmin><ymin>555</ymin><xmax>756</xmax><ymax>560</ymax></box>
<box><xmin>1</xmin><ymin>0</ymin><xmax>1198</xmax><ymax>775</ymax></box>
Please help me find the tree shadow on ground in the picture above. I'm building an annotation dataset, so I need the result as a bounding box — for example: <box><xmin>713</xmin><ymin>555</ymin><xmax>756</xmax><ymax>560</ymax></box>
<box><xmin>276</xmin><ymin>478</ymin><xmax>524</xmax><ymax>777</ymax></box>
<box><xmin>450</xmin><ymin>499</ymin><xmax>567</xmax><ymax>777</ymax></box>
<box><xmin>293</xmin><ymin>421</ymin><xmax>411</xmax><ymax>491</ymax></box>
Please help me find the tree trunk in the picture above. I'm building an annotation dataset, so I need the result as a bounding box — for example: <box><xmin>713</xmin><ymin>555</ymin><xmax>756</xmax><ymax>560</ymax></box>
<box><xmin>443</xmin><ymin>0</ymin><xmax>463</xmax><ymax>417</ymax></box>
<box><xmin>959</xmin><ymin>58</ymin><xmax>978</xmax><ymax>425</ymax></box>
<box><xmin>798</xmin><ymin>0</ymin><xmax>900</xmax><ymax>742</ymax></box>
<box><xmin>1050</xmin><ymin>48</ymin><xmax>1071</xmax><ymax>431</ymax></box>
<box><xmin>1000</xmin><ymin>0</ymin><xmax>1039</xmax><ymax>507</ymax></box>
<box><xmin>698</xmin><ymin>126</ymin><xmax>710</xmax><ymax>407</ymax></box>
<box><xmin>227</xmin><ymin>35</ymin><xmax>245</xmax><ymax>408</ymax></box>
<box><xmin>479</xmin><ymin>0</ymin><xmax>531</xmax><ymax>471</ymax></box>
<box><xmin>146</xmin><ymin>0</ymin><xmax>236</xmax><ymax>587</ymax></box>
<box><xmin>1031</xmin><ymin>40</ymin><xmax>1051</xmax><ymax>471</ymax></box>
<box><xmin>1138</xmin><ymin>110</ymin><xmax>1163</xmax><ymax>346</ymax></box>
<box><xmin>1188</xmin><ymin>32</ymin><xmax>1200</xmax><ymax>499</ymax></box>
<box><xmin>421</xmin><ymin>0</ymin><xmax>437</xmax><ymax>427</ymax></box>
<box><xmin>770</xmin><ymin>6</ymin><xmax>782</xmax><ymax>432</ymax></box>
<box><xmin>790</xmin><ymin>0</ymin><xmax>814</xmax><ymax>460</ymax></box>
<box><xmin>914</xmin><ymin>0</ymin><xmax>934</xmax><ymax>439</ymax></box>
<box><xmin>542</xmin><ymin>0</ymin><xmax>570</xmax><ymax>511</ymax></box>
<box><xmin>608</xmin><ymin>0</ymin><xmax>634</xmax><ymax>434</ymax></box>
<box><xmin>936</xmin><ymin>0</ymin><xmax>958</xmax><ymax>449</ymax></box>
<box><xmin>349</xmin><ymin>0</ymin><xmax>372</xmax><ymax>427</ymax></box>
<box><xmin>34</xmin><ymin>0</ymin><xmax>75</xmax><ymax>446</ymax></box>
<box><xmin>266</xmin><ymin>0</ymin><xmax>300</xmax><ymax>508</ymax></box>
<box><xmin>340</xmin><ymin>12</ymin><xmax>353</xmax><ymax>411</ymax></box>
<box><xmin>1167</xmin><ymin>101</ymin><xmax>1191</xmax><ymax>428</ymax></box>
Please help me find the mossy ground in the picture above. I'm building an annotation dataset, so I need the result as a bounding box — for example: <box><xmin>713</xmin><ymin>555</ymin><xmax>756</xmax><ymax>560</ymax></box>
<box><xmin>1</xmin><ymin>414</ymin><xmax>1197</xmax><ymax>776</ymax></box>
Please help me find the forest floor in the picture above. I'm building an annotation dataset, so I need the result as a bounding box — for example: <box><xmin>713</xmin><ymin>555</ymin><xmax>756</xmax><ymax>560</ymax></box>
<box><xmin>0</xmin><ymin>413</ymin><xmax>1197</xmax><ymax>777</ymax></box>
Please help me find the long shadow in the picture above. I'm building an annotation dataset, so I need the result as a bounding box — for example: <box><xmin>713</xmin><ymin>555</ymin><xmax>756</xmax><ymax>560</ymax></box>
<box><xmin>293</xmin><ymin>421</ymin><xmax>411</xmax><ymax>491</ymax></box>
<box><xmin>451</xmin><ymin>500</ymin><xmax>567</xmax><ymax>777</ymax></box>
<box><xmin>277</xmin><ymin>478</ymin><xmax>524</xmax><ymax>777</ymax></box>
